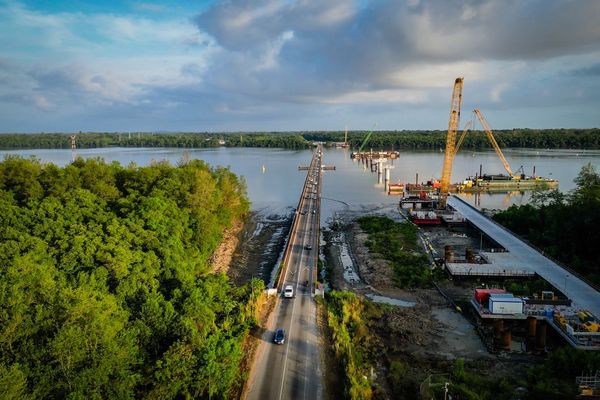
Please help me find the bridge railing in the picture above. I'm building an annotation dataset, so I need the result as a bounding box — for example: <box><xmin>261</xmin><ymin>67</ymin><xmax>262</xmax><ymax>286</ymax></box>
<box><xmin>450</xmin><ymin>195</ymin><xmax>600</xmax><ymax>294</ymax></box>
<box><xmin>274</xmin><ymin>150</ymin><xmax>317</xmax><ymax>291</ymax></box>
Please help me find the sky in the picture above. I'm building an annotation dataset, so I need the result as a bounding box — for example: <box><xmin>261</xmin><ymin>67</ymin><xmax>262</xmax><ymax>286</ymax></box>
<box><xmin>1</xmin><ymin>0</ymin><xmax>599</xmax><ymax>132</ymax></box>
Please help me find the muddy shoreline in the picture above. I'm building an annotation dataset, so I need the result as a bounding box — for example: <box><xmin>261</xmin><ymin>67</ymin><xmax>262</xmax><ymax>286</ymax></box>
<box><xmin>226</xmin><ymin>207</ymin><xmax>293</xmax><ymax>286</ymax></box>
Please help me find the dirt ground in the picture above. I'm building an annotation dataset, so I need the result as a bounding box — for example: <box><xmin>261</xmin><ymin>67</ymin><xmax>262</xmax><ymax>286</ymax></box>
<box><xmin>322</xmin><ymin>205</ymin><xmax>508</xmax><ymax>398</ymax></box>
<box><xmin>210</xmin><ymin>217</ymin><xmax>243</xmax><ymax>274</ymax></box>
<box><xmin>226</xmin><ymin>207</ymin><xmax>292</xmax><ymax>286</ymax></box>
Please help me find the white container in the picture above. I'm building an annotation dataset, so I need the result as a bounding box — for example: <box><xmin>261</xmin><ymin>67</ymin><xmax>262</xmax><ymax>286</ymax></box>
<box><xmin>489</xmin><ymin>294</ymin><xmax>523</xmax><ymax>314</ymax></box>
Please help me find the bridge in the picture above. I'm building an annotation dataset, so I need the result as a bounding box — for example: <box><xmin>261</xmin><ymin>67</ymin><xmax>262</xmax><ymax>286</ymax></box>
<box><xmin>246</xmin><ymin>145</ymin><xmax>323</xmax><ymax>400</ymax></box>
<box><xmin>447</xmin><ymin>195</ymin><xmax>600</xmax><ymax>317</ymax></box>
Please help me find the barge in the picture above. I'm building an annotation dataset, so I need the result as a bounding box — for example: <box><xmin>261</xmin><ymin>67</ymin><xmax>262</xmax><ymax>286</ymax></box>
<box><xmin>457</xmin><ymin>174</ymin><xmax>559</xmax><ymax>192</ymax></box>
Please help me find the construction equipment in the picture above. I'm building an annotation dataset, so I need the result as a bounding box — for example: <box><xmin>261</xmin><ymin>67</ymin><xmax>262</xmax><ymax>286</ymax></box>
<box><xmin>452</xmin><ymin>118</ymin><xmax>473</xmax><ymax>159</ymax></box>
<box><xmin>439</xmin><ymin>77</ymin><xmax>464</xmax><ymax>208</ymax></box>
<box><xmin>344</xmin><ymin>126</ymin><xmax>348</xmax><ymax>147</ymax></box>
<box><xmin>357</xmin><ymin>124</ymin><xmax>377</xmax><ymax>153</ymax></box>
<box><xmin>473</xmin><ymin>109</ymin><xmax>514</xmax><ymax>177</ymax></box>
<box><xmin>582</xmin><ymin>321</ymin><xmax>600</xmax><ymax>333</ymax></box>
<box><xmin>541</xmin><ymin>291</ymin><xmax>555</xmax><ymax>301</ymax></box>
<box><xmin>579</xmin><ymin>310</ymin><xmax>595</xmax><ymax>323</ymax></box>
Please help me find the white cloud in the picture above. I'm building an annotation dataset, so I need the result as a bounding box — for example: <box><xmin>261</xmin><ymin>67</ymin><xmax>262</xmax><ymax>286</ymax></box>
<box><xmin>1</xmin><ymin>0</ymin><xmax>600</xmax><ymax>131</ymax></box>
<box><xmin>0</xmin><ymin>1</ymin><xmax>215</xmax><ymax>109</ymax></box>
<box><xmin>490</xmin><ymin>83</ymin><xmax>509</xmax><ymax>103</ymax></box>
<box><xmin>255</xmin><ymin>30</ymin><xmax>294</xmax><ymax>71</ymax></box>
<box><xmin>32</xmin><ymin>94</ymin><xmax>51</xmax><ymax>110</ymax></box>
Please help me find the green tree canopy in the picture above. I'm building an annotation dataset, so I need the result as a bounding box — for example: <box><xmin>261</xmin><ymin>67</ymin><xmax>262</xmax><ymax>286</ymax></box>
<box><xmin>0</xmin><ymin>156</ymin><xmax>261</xmax><ymax>399</ymax></box>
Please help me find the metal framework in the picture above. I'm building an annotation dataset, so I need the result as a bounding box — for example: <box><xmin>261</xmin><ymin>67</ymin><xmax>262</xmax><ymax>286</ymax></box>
<box><xmin>439</xmin><ymin>77</ymin><xmax>464</xmax><ymax>208</ymax></box>
<box><xmin>473</xmin><ymin>108</ymin><xmax>514</xmax><ymax>176</ymax></box>
<box><xmin>357</xmin><ymin>124</ymin><xmax>377</xmax><ymax>153</ymax></box>
<box><xmin>453</xmin><ymin>118</ymin><xmax>473</xmax><ymax>159</ymax></box>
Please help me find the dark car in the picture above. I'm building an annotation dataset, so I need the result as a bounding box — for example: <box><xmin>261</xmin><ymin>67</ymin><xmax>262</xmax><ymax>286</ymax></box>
<box><xmin>305</xmin><ymin>244</ymin><xmax>313</xmax><ymax>251</ymax></box>
<box><xmin>273</xmin><ymin>328</ymin><xmax>285</xmax><ymax>345</ymax></box>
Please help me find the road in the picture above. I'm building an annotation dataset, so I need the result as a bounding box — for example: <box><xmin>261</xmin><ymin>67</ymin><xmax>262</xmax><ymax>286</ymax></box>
<box><xmin>246</xmin><ymin>145</ymin><xmax>323</xmax><ymax>400</ymax></box>
<box><xmin>448</xmin><ymin>195</ymin><xmax>600</xmax><ymax>317</ymax></box>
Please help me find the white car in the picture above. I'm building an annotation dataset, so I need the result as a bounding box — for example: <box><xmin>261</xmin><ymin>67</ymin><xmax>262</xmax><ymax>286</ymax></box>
<box><xmin>284</xmin><ymin>285</ymin><xmax>294</xmax><ymax>298</ymax></box>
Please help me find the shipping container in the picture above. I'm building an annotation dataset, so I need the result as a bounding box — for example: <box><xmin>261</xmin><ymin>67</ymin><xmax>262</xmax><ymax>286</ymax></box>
<box><xmin>474</xmin><ymin>288</ymin><xmax>507</xmax><ymax>304</ymax></box>
<box><xmin>489</xmin><ymin>294</ymin><xmax>523</xmax><ymax>314</ymax></box>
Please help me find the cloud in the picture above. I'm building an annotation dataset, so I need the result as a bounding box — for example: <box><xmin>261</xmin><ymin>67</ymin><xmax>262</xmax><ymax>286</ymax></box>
<box><xmin>1</xmin><ymin>0</ymin><xmax>600</xmax><ymax>131</ymax></box>
<box><xmin>570</xmin><ymin>63</ymin><xmax>600</xmax><ymax>77</ymax></box>
<box><xmin>190</xmin><ymin>0</ymin><xmax>600</xmax><ymax>109</ymax></box>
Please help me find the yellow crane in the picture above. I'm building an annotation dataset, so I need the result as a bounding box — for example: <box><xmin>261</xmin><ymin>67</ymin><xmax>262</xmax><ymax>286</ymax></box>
<box><xmin>473</xmin><ymin>108</ymin><xmax>514</xmax><ymax>177</ymax></box>
<box><xmin>439</xmin><ymin>77</ymin><xmax>464</xmax><ymax>208</ymax></box>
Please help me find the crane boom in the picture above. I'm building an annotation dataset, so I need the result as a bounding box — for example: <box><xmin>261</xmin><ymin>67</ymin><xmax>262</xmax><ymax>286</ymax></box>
<box><xmin>453</xmin><ymin>118</ymin><xmax>473</xmax><ymax>159</ymax></box>
<box><xmin>473</xmin><ymin>108</ymin><xmax>513</xmax><ymax>176</ymax></box>
<box><xmin>439</xmin><ymin>77</ymin><xmax>464</xmax><ymax>208</ymax></box>
<box><xmin>357</xmin><ymin>124</ymin><xmax>377</xmax><ymax>153</ymax></box>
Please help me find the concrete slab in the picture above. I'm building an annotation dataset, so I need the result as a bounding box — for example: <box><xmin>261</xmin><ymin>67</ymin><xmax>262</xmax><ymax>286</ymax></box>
<box><xmin>448</xmin><ymin>196</ymin><xmax>600</xmax><ymax>317</ymax></box>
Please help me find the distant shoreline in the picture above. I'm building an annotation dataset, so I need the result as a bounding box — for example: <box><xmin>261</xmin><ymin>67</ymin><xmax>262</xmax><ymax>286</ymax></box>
<box><xmin>1</xmin><ymin>129</ymin><xmax>599</xmax><ymax>151</ymax></box>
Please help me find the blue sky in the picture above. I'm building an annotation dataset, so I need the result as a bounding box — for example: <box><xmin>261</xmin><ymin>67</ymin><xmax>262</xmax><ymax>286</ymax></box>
<box><xmin>1</xmin><ymin>0</ymin><xmax>599</xmax><ymax>132</ymax></box>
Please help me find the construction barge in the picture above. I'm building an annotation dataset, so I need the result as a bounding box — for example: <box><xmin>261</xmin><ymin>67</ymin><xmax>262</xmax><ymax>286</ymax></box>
<box><xmin>456</xmin><ymin>174</ymin><xmax>559</xmax><ymax>192</ymax></box>
<box><xmin>398</xmin><ymin>174</ymin><xmax>557</xmax><ymax>195</ymax></box>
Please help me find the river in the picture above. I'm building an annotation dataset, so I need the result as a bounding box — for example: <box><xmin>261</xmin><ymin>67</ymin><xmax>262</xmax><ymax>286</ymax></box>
<box><xmin>2</xmin><ymin>146</ymin><xmax>599</xmax><ymax>223</ymax></box>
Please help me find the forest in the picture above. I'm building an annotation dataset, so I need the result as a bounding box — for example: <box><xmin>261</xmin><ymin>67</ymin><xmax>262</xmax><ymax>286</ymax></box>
<box><xmin>1</xmin><ymin>128</ymin><xmax>599</xmax><ymax>150</ymax></box>
<box><xmin>305</xmin><ymin>128</ymin><xmax>600</xmax><ymax>150</ymax></box>
<box><xmin>493</xmin><ymin>163</ymin><xmax>600</xmax><ymax>286</ymax></box>
<box><xmin>0</xmin><ymin>156</ymin><xmax>261</xmax><ymax>399</ymax></box>
<box><xmin>0</xmin><ymin>132</ymin><xmax>309</xmax><ymax>150</ymax></box>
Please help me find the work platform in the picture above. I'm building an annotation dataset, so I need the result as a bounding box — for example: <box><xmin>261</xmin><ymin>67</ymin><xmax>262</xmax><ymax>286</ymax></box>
<box><xmin>470</xmin><ymin>299</ymin><xmax>600</xmax><ymax>350</ymax></box>
<box><xmin>447</xmin><ymin>251</ymin><xmax>535</xmax><ymax>278</ymax></box>
<box><xmin>447</xmin><ymin>195</ymin><xmax>600</xmax><ymax>317</ymax></box>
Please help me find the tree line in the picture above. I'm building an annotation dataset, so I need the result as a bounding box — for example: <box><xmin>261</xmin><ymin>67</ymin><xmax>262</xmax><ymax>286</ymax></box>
<box><xmin>1</xmin><ymin>129</ymin><xmax>599</xmax><ymax>150</ymax></box>
<box><xmin>0</xmin><ymin>133</ymin><xmax>309</xmax><ymax>150</ymax></box>
<box><xmin>306</xmin><ymin>128</ymin><xmax>600</xmax><ymax>150</ymax></box>
<box><xmin>0</xmin><ymin>156</ymin><xmax>261</xmax><ymax>399</ymax></box>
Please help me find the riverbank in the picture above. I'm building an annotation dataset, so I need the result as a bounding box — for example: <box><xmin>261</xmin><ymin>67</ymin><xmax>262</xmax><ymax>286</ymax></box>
<box><xmin>225</xmin><ymin>207</ymin><xmax>293</xmax><ymax>286</ymax></box>
<box><xmin>210</xmin><ymin>217</ymin><xmax>244</xmax><ymax>274</ymax></box>
<box><xmin>322</xmin><ymin>206</ymin><xmax>524</xmax><ymax>398</ymax></box>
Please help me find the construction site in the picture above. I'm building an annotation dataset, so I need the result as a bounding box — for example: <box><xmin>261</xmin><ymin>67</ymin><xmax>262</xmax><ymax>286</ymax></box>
<box><xmin>336</xmin><ymin>77</ymin><xmax>600</xmax><ymax>398</ymax></box>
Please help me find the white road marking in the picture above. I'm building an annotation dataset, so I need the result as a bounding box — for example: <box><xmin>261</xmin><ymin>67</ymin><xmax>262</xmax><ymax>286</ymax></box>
<box><xmin>278</xmin><ymin>156</ymin><xmax>317</xmax><ymax>400</ymax></box>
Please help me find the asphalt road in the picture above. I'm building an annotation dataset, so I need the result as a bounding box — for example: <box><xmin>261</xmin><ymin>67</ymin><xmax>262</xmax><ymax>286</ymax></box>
<box><xmin>246</xmin><ymin>146</ymin><xmax>323</xmax><ymax>400</ymax></box>
<box><xmin>448</xmin><ymin>195</ymin><xmax>600</xmax><ymax>317</ymax></box>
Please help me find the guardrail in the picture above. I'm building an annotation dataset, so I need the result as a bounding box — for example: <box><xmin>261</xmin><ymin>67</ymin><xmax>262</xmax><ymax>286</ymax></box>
<box><xmin>275</xmin><ymin>149</ymin><xmax>318</xmax><ymax>291</ymax></box>
<box><xmin>450</xmin><ymin>195</ymin><xmax>600</xmax><ymax>293</ymax></box>
<box><xmin>313</xmin><ymin>155</ymin><xmax>322</xmax><ymax>296</ymax></box>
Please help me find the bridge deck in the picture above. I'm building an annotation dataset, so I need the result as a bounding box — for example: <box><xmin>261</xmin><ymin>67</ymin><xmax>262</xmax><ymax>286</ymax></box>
<box><xmin>447</xmin><ymin>196</ymin><xmax>600</xmax><ymax>317</ymax></box>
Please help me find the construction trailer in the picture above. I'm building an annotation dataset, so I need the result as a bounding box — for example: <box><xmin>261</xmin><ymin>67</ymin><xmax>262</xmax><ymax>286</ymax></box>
<box><xmin>489</xmin><ymin>293</ymin><xmax>524</xmax><ymax>315</ymax></box>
